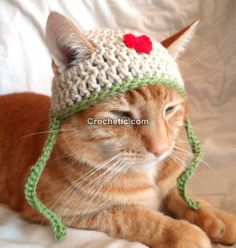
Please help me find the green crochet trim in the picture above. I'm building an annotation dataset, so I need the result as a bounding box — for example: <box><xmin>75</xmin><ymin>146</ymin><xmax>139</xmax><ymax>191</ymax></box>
<box><xmin>52</xmin><ymin>76</ymin><xmax>186</xmax><ymax>120</ymax></box>
<box><xmin>24</xmin><ymin>76</ymin><xmax>201</xmax><ymax>241</ymax></box>
<box><xmin>177</xmin><ymin>117</ymin><xmax>202</xmax><ymax>210</ymax></box>
<box><xmin>24</xmin><ymin>116</ymin><xmax>66</xmax><ymax>241</ymax></box>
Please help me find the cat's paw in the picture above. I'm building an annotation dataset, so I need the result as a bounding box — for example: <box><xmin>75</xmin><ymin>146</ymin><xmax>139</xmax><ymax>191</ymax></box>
<box><xmin>174</xmin><ymin>220</ymin><xmax>212</xmax><ymax>248</ymax></box>
<box><xmin>186</xmin><ymin>207</ymin><xmax>226</xmax><ymax>242</ymax></box>
<box><xmin>152</xmin><ymin>219</ymin><xmax>211</xmax><ymax>248</ymax></box>
<box><xmin>211</xmin><ymin>209</ymin><xmax>236</xmax><ymax>245</ymax></box>
<box><xmin>186</xmin><ymin>206</ymin><xmax>236</xmax><ymax>245</ymax></box>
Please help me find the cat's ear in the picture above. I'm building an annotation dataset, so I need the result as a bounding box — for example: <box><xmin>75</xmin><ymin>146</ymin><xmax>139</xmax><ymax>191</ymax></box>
<box><xmin>161</xmin><ymin>21</ymin><xmax>199</xmax><ymax>59</ymax></box>
<box><xmin>46</xmin><ymin>11</ymin><xmax>95</xmax><ymax>74</ymax></box>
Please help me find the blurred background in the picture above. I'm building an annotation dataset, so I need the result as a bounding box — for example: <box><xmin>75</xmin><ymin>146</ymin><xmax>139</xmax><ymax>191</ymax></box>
<box><xmin>0</xmin><ymin>0</ymin><xmax>236</xmax><ymax>247</ymax></box>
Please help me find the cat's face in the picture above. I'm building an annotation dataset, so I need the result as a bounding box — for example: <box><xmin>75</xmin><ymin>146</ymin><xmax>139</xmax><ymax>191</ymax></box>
<box><xmin>58</xmin><ymin>85</ymin><xmax>186</xmax><ymax>171</ymax></box>
<box><xmin>46</xmin><ymin>13</ymin><xmax>197</xmax><ymax>172</ymax></box>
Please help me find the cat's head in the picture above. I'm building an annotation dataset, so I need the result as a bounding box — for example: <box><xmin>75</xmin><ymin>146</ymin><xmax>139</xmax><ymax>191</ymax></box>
<box><xmin>46</xmin><ymin>12</ymin><xmax>198</xmax><ymax>171</ymax></box>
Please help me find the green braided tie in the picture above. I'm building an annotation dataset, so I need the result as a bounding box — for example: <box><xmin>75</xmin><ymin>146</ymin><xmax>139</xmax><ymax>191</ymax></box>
<box><xmin>24</xmin><ymin>116</ymin><xmax>66</xmax><ymax>240</ymax></box>
<box><xmin>177</xmin><ymin>116</ymin><xmax>202</xmax><ymax>210</ymax></box>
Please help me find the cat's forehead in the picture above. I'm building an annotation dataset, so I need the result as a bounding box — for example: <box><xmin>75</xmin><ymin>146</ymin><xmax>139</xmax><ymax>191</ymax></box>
<box><xmin>103</xmin><ymin>85</ymin><xmax>184</xmax><ymax>109</ymax></box>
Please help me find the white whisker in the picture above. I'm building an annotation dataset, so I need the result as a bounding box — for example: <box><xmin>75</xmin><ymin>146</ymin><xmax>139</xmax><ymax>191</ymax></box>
<box><xmin>49</xmin><ymin>153</ymin><xmax>123</xmax><ymax>216</ymax></box>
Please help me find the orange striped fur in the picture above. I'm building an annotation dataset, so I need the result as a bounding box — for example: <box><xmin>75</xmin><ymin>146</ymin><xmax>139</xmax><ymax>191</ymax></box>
<box><xmin>1</xmin><ymin>86</ymin><xmax>236</xmax><ymax>248</ymax></box>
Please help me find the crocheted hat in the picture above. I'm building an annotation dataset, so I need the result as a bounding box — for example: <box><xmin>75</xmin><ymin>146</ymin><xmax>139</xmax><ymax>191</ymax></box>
<box><xmin>24</xmin><ymin>14</ymin><xmax>201</xmax><ymax>241</ymax></box>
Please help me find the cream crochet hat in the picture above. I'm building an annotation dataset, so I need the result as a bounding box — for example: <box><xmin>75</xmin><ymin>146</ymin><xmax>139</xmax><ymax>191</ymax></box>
<box><xmin>24</xmin><ymin>12</ymin><xmax>201</xmax><ymax>241</ymax></box>
<box><xmin>51</xmin><ymin>28</ymin><xmax>184</xmax><ymax>117</ymax></box>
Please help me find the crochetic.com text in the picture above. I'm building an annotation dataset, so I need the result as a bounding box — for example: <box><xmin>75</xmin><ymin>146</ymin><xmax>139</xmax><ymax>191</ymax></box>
<box><xmin>87</xmin><ymin>118</ymin><xmax>149</xmax><ymax>126</ymax></box>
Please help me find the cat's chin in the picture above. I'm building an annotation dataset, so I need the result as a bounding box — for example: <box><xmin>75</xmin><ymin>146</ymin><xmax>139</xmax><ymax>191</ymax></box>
<box><xmin>134</xmin><ymin>162</ymin><xmax>158</xmax><ymax>171</ymax></box>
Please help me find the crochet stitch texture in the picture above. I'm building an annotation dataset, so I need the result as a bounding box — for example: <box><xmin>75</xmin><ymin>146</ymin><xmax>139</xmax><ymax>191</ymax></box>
<box><xmin>24</xmin><ymin>28</ymin><xmax>202</xmax><ymax>241</ymax></box>
<box><xmin>51</xmin><ymin>29</ymin><xmax>184</xmax><ymax>114</ymax></box>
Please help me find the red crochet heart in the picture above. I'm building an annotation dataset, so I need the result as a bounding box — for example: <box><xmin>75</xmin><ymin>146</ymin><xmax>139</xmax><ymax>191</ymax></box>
<box><xmin>123</xmin><ymin>33</ymin><xmax>153</xmax><ymax>54</ymax></box>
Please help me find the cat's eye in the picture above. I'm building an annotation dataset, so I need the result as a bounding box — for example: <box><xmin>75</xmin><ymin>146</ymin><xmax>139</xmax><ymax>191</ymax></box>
<box><xmin>111</xmin><ymin>110</ymin><xmax>133</xmax><ymax>119</ymax></box>
<box><xmin>165</xmin><ymin>105</ymin><xmax>175</xmax><ymax>114</ymax></box>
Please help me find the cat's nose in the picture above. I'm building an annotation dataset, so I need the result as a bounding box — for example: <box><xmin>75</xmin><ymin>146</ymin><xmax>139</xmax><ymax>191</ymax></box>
<box><xmin>147</xmin><ymin>142</ymin><xmax>169</xmax><ymax>157</ymax></box>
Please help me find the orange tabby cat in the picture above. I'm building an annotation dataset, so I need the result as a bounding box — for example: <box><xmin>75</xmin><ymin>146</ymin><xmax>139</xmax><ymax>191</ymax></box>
<box><xmin>0</xmin><ymin>14</ymin><xmax>236</xmax><ymax>248</ymax></box>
